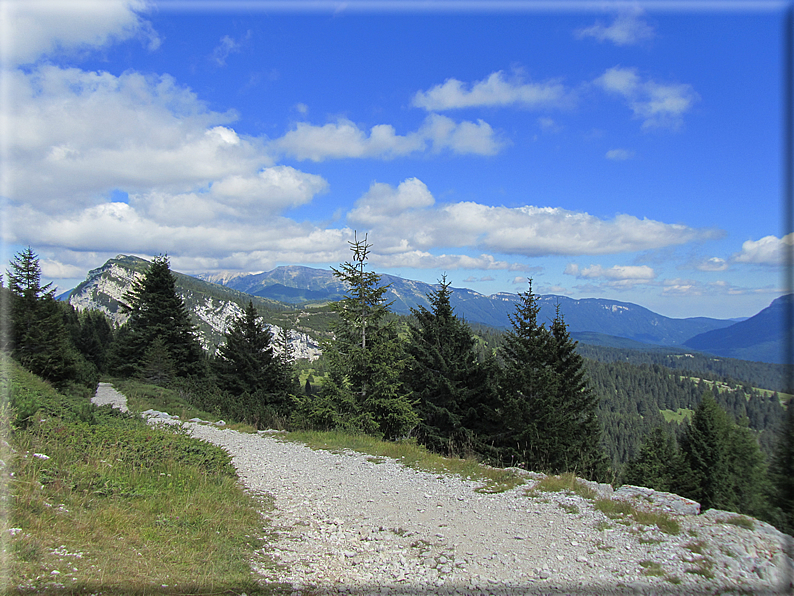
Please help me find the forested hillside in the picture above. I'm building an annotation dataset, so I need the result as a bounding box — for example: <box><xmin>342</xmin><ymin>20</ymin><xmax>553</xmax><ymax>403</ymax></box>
<box><xmin>7</xmin><ymin>246</ymin><xmax>794</xmax><ymax>535</ymax></box>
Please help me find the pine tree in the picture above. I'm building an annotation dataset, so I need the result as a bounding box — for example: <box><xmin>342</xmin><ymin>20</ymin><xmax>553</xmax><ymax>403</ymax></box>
<box><xmin>623</xmin><ymin>426</ymin><xmax>679</xmax><ymax>491</ymax></box>
<box><xmin>6</xmin><ymin>248</ymin><xmax>96</xmax><ymax>391</ymax></box>
<box><xmin>770</xmin><ymin>405</ymin><xmax>794</xmax><ymax>533</ymax></box>
<box><xmin>216</xmin><ymin>301</ymin><xmax>289</xmax><ymax>396</ymax></box>
<box><xmin>496</xmin><ymin>284</ymin><xmax>607</xmax><ymax>478</ymax></box>
<box><xmin>404</xmin><ymin>275</ymin><xmax>491</xmax><ymax>455</ymax></box>
<box><xmin>547</xmin><ymin>304</ymin><xmax>610</xmax><ymax>478</ymax></box>
<box><xmin>676</xmin><ymin>392</ymin><xmax>731</xmax><ymax>510</ymax></box>
<box><xmin>108</xmin><ymin>255</ymin><xmax>205</xmax><ymax>378</ymax></box>
<box><xmin>301</xmin><ymin>234</ymin><xmax>418</xmax><ymax>439</ymax></box>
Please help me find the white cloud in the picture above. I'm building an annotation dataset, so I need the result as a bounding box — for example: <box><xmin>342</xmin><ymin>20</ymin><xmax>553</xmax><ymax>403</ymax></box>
<box><xmin>575</xmin><ymin>12</ymin><xmax>655</xmax><ymax>46</ymax></box>
<box><xmin>564</xmin><ymin>263</ymin><xmax>656</xmax><ymax>280</ymax></box>
<box><xmin>7</xmin><ymin>200</ymin><xmax>354</xmax><ymax>272</ymax></box>
<box><xmin>606</xmin><ymin>149</ymin><xmax>634</xmax><ymax>161</ymax></box>
<box><xmin>1</xmin><ymin>0</ymin><xmax>159</xmax><ymax>67</ymax></box>
<box><xmin>372</xmin><ymin>251</ymin><xmax>530</xmax><ymax>272</ymax></box>
<box><xmin>412</xmin><ymin>71</ymin><xmax>570</xmax><ymax>111</ymax></box>
<box><xmin>130</xmin><ymin>166</ymin><xmax>328</xmax><ymax>226</ymax></box>
<box><xmin>661</xmin><ymin>278</ymin><xmax>780</xmax><ymax>297</ymax></box>
<box><xmin>694</xmin><ymin>257</ymin><xmax>729</xmax><ymax>272</ymax></box>
<box><xmin>348</xmin><ymin>179</ymin><xmax>714</xmax><ymax>263</ymax></box>
<box><xmin>211</xmin><ymin>35</ymin><xmax>241</xmax><ymax>66</ymax></box>
<box><xmin>272</xmin><ymin>114</ymin><xmax>504</xmax><ymax>161</ymax></box>
<box><xmin>564</xmin><ymin>263</ymin><xmax>656</xmax><ymax>287</ymax></box>
<box><xmin>595</xmin><ymin>66</ymin><xmax>699</xmax><ymax>130</ymax></box>
<box><xmin>39</xmin><ymin>258</ymin><xmax>85</xmax><ymax>279</ymax></box>
<box><xmin>732</xmin><ymin>233</ymin><xmax>794</xmax><ymax>265</ymax></box>
<box><xmin>5</xmin><ymin>66</ymin><xmax>275</xmax><ymax>210</ymax></box>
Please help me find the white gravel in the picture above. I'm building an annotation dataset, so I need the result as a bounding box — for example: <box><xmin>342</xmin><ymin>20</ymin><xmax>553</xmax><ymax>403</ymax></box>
<box><xmin>95</xmin><ymin>383</ymin><xmax>794</xmax><ymax>595</ymax></box>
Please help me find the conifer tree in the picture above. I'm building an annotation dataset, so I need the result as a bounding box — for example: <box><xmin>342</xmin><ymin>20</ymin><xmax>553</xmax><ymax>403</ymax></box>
<box><xmin>109</xmin><ymin>255</ymin><xmax>205</xmax><ymax>378</ymax></box>
<box><xmin>547</xmin><ymin>304</ymin><xmax>610</xmax><ymax>478</ymax></box>
<box><xmin>6</xmin><ymin>247</ymin><xmax>96</xmax><ymax>390</ymax></box>
<box><xmin>497</xmin><ymin>283</ymin><xmax>607</xmax><ymax>478</ymax></box>
<box><xmin>770</xmin><ymin>405</ymin><xmax>794</xmax><ymax>533</ymax></box>
<box><xmin>215</xmin><ymin>301</ymin><xmax>291</xmax><ymax>398</ymax></box>
<box><xmin>497</xmin><ymin>280</ymin><xmax>558</xmax><ymax>469</ymax></box>
<box><xmin>623</xmin><ymin>426</ymin><xmax>679</xmax><ymax>491</ymax></box>
<box><xmin>675</xmin><ymin>392</ymin><xmax>730</xmax><ymax>510</ymax></box>
<box><xmin>404</xmin><ymin>276</ymin><xmax>491</xmax><ymax>455</ymax></box>
<box><xmin>301</xmin><ymin>234</ymin><xmax>418</xmax><ymax>439</ymax></box>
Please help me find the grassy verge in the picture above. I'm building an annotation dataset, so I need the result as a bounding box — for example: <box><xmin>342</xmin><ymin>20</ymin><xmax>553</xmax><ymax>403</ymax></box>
<box><xmin>283</xmin><ymin>429</ymin><xmax>524</xmax><ymax>494</ymax></box>
<box><xmin>4</xmin><ymin>358</ymin><xmax>286</xmax><ymax>594</ymax></box>
<box><xmin>111</xmin><ymin>378</ymin><xmax>257</xmax><ymax>433</ymax></box>
<box><xmin>594</xmin><ymin>498</ymin><xmax>681</xmax><ymax>535</ymax></box>
<box><xmin>525</xmin><ymin>472</ymin><xmax>598</xmax><ymax>499</ymax></box>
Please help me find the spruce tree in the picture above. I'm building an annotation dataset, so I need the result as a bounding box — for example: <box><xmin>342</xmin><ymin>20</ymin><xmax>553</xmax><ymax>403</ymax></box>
<box><xmin>548</xmin><ymin>304</ymin><xmax>609</xmax><ymax>478</ymax></box>
<box><xmin>109</xmin><ymin>255</ymin><xmax>205</xmax><ymax>378</ymax></box>
<box><xmin>497</xmin><ymin>280</ymin><xmax>559</xmax><ymax>470</ymax></box>
<box><xmin>770</xmin><ymin>405</ymin><xmax>794</xmax><ymax>533</ymax></box>
<box><xmin>216</xmin><ymin>301</ymin><xmax>291</xmax><ymax>396</ymax></box>
<box><xmin>6</xmin><ymin>248</ymin><xmax>96</xmax><ymax>390</ymax></box>
<box><xmin>623</xmin><ymin>426</ymin><xmax>679</xmax><ymax>491</ymax></box>
<box><xmin>497</xmin><ymin>283</ymin><xmax>606</xmax><ymax>478</ymax></box>
<box><xmin>302</xmin><ymin>234</ymin><xmax>418</xmax><ymax>439</ymax></box>
<box><xmin>675</xmin><ymin>392</ymin><xmax>729</xmax><ymax>510</ymax></box>
<box><xmin>404</xmin><ymin>276</ymin><xmax>491</xmax><ymax>455</ymax></box>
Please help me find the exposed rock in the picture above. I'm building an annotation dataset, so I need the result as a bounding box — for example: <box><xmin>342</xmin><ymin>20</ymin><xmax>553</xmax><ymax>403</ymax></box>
<box><xmin>614</xmin><ymin>484</ymin><xmax>701</xmax><ymax>516</ymax></box>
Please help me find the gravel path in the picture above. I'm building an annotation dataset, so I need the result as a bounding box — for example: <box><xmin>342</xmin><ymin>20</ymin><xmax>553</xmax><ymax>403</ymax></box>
<box><xmin>94</xmin><ymin>383</ymin><xmax>794</xmax><ymax>595</ymax></box>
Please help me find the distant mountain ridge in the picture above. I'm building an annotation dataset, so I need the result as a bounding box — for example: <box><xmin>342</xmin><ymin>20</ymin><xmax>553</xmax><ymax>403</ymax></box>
<box><xmin>196</xmin><ymin>265</ymin><xmax>736</xmax><ymax>347</ymax></box>
<box><xmin>65</xmin><ymin>257</ymin><xmax>784</xmax><ymax>363</ymax></box>
<box><xmin>67</xmin><ymin>256</ymin><xmax>322</xmax><ymax>359</ymax></box>
<box><xmin>683</xmin><ymin>294</ymin><xmax>792</xmax><ymax>364</ymax></box>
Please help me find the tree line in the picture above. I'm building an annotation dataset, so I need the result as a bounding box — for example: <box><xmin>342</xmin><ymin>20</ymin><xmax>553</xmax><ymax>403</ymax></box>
<box><xmin>4</xmin><ymin>244</ymin><xmax>793</xmax><ymax>534</ymax></box>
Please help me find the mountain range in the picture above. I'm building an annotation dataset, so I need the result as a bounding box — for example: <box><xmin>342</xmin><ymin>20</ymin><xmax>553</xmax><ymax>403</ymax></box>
<box><xmin>66</xmin><ymin>256</ymin><xmax>789</xmax><ymax>364</ymax></box>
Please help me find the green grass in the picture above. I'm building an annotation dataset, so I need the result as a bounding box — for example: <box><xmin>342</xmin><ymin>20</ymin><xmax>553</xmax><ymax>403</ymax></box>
<box><xmin>639</xmin><ymin>560</ymin><xmax>665</xmax><ymax>577</ymax></box>
<box><xmin>594</xmin><ymin>498</ymin><xmax>680</xmax><ymax>535</ymax></box>
<box><xmin>4</xmin><ymin>358</ymin><xmax>286</xmax><ymax>594</ymax></box>
<box><xmin>112</xmin><ymin>378</ymin><xmax>257</xmax><ymax>432</ymax></box>
<box><xmin>283</xmin><ymin>429</ymin><xmax>525</xmax><ymax>494</ymax></box>
<box><xmin>559</xmin><ymin>503</ymin><xmax>580</xmax><ymax>514</ymax></box>
<box><xmin>526</xmin><ymin>473</ymin><xmax>597</xmax><ymax>499</ymax></box>
<box><xmin>659</xmin><ymin>408</ymin><xmax>694</xmax><ymax>424</ymax></box>
<box><xmin>722</xmin><ymin>515</ymin><xmax>755</xmax><ymax>531</ymax></box>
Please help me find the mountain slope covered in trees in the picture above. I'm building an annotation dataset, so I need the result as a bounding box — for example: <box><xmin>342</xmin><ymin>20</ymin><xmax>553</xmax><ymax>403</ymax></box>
<box><xmin>684</xmin><ymin>294</ymin><xmax>792</xmax><ymax>364</ymax></box>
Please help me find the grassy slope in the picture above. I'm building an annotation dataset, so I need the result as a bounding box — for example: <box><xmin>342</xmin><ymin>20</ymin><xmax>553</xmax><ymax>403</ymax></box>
<box><xmin>2</xmin><ymin>357</ymin><xmax>287</xmax><ymax>595</ymax></box>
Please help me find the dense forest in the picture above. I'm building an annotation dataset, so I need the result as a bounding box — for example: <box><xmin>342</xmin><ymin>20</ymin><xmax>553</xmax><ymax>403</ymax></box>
<box><xmin>4</xmin><ymin>246</ymin><xmax>793</xmax><ymax>535</ymax></box>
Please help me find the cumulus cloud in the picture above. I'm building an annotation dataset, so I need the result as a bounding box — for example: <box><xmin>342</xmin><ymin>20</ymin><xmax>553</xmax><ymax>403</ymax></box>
<box><xmin>130</xmin><ymin>166</ymin><xmax>329</xmax><ymax>226</ymax></box>
<box><xmin>606</xmin><ymin>149</ymin><xmax>634</xmax><ymax>161</ymax></box>
<box><xmin>575</xmin><ymin>12</ymin><xmax>655</xmax><ymax>46</ymax></box>
<box><xmin>348</xmin><ymin>178</ymin><xmax>714</xmax><ymax>264</ymax></box>
<box><xmin>7</xmin><ymin>200</ymin><xmax>354</xmax><ymax>272</ymax></box>
<box><xmin>564</xmin><ymin>263</ymin><xmax>656</xmax><ymax>288</ymax></box>
<box><xmin>372</xmin><ymin>251</ymin><xmax>530</xmax><ymax>272</ymax></box>
<box><xmin>272</xmin><ymin>114</ymin><xmax>504</xmax><ymax>161</ymax></box>
<box><xmin>1</xmin><ymin>0</ymin><xmax>159</xmax><ymax>66</ymax></box>
<box><xmin>693</xmin><ymin>257</ymin><xmax>729</xmax><ymax>272</ymax></box>
<box><xmin>5</xmin><ymin>66</ymin><xmax>275</xmax><ymax>210</ymax></box>
<box><xmin>595</xmin><ymin>66</ymin><xmax>699</xmax><ymax>130</ymax></box>
<box><xmin>732</xmin><ymin>233</ymin><xmax>794</xmax><ymax>265</ymax></box>
<box><xmin>412</xmin><ymin>71</ymin><xmax>570</xmax><ymax>111</ymax></box>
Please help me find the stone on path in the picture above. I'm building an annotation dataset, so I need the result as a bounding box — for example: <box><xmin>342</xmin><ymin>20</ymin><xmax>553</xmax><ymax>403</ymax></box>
<box><xmin>91</xmin><ymin>382</ymin><xmax>129</xmax><ymax>412</ymax></box>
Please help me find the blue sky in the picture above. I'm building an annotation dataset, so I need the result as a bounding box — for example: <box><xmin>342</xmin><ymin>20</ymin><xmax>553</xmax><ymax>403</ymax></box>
<box><xmin>1</xmin><ymin>0</ymin><xmax>790</xmax><ymax>319</ymax></box>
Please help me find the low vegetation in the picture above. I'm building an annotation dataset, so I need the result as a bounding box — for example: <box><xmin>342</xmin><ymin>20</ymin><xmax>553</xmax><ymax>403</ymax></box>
<box><xmin>4</xmin><ymin>356</ymin><xmax>285</xmax><ymax>594</ymax></box>
<box><xmin>283</xmin><ymin>429</ymin><xmax>525</xmax><ymax>494</ymax></box>
<box><xmin>594</xmin><ymin>498</ymin><xmax>680</xmax><ymax>535</ymax></box>
<box><xmin>525</xmin><ymin>472</ymin><xmax>597</xmax><ymax>500</ymax></box>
